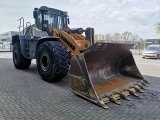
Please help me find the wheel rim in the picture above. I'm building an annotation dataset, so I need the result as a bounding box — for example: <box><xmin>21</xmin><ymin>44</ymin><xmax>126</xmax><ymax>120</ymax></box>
<box><xmin>40</xmin><ymin>52</ymin><xmax>50</xmax><ymax>71</ymax></box>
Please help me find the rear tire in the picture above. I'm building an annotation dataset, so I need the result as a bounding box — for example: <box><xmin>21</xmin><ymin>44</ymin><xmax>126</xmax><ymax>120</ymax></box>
<box><xmin>13</xmin><ymin>43</ymin><xmax>31</xmax><ymax>69</ymax></box>
<box><xmin>36</xmin><ymin>41</ymin><xmax>70</xmax><ymax>82</ymax></box>
<box><xmin>156</xmin><ymin>54</ymin><xmax>159</xmax><ymax>59</ymax></box>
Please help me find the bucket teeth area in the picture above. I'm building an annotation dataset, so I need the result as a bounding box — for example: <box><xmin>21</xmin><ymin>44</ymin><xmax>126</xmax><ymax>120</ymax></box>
<box><xmin>109</xmin><ymin>94</ymin><xmax>121</xmax><ymax>105</ymax></box>
<box><xmin>129</xmin><ymin>87</ymin><xmax>139</xmax><ymax>96</ymax></box>
<box><xmin>143</xmin><ymin>80</ymin><xmax>149</xmax><ymax>84</ymax></box>
<box><xmin>98</xmin><ymin>101</ymin><xmax>109</xmax><ymax>109</ymax></box>
<box><xmin>136</xmin><ymin>83</ymin><xmax>145</xmax><ymax>89</ymax></box>
<box><xmin>101</xmin><ymin>97</ymin><xmax>110</xmax><ymax>104</ymax></box>
<box><xmin>133</xmin><ymin>85</ymin><xmax>144</xmax><ymax>93</ymax></box>
<box><xmin>98</xmin><ymin>80</ymin><xmax>149</xmax><ymax>107</ymax></box>
<box><xmin>119</xmin><ymin>91</ymin><xmax>131</xmax><ymax>101</ymax></box>
<box><xmin>140</xmin><ymin>80</ymin><xmax>149</xmax><ymax>87</ymax></box>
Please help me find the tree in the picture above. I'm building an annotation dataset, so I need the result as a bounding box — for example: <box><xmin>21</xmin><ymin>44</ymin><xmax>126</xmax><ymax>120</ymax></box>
<box><xmin>101</xmin><ymin>34</ymin><xmax>105</xmax><ymax>40</ymax></box>
<box><xmin>94</xmin><ymin>31</ymin><xmax>142</xmax><ymax>46</ymax></box>
<box><xmin>94</xmin><ymin>34</ymin><xmax>99</xmax><ymax>42</ymax></box>
<box><xmin>122</xmin><ymin>32</ymin><xmax>132</xmax><ymax>43</ymax></box>
<box><xmin>104</xmin><ymin>33</ymin><xmax>112</xmax><ymax>42</ymax></box>
<box><xmin>98</xmin><ymin>34</ymin><xmax>103</xmax><ymax>40</ymax></box>
<box><xmin>112</xmin><ymin>33</ymin><xmax>121</xmax><ymax>42</ymax></box>
<box><xmin>155</xmin><ymin>22</ymin><xmax>160</xmax><ymax>33</ymax></box>
<box><xmin>132</xmin><ymin>35</ymin><xmax>139</xmax><ymax>44</ymax></box>
<box><xmin>139</xmin><ymin>38</ymin><xmax>145</xmax><ymax>49</ymax></box>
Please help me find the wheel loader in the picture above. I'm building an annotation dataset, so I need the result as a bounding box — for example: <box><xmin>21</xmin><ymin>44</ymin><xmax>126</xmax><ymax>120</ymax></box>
<box><xmin>12</xmin><ymin>6</ymin><xmax>149</xmax><ymax>109</ymax></box>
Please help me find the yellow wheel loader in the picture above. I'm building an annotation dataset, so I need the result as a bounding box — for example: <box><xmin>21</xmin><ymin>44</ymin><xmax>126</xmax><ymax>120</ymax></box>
<box><xmin>12</xmin><ymin>6</ymin><xmax>149</xmax><ymax>109</ymax></box>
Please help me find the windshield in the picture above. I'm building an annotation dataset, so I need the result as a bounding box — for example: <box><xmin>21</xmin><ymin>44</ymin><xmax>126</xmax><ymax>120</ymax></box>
<box><xmin>146</xmin><ymin>46</ymin><xmax>159</xmax><ymax>51</ymax></box>
<box><xmin>44</xmin><ymin>13</ymin><xmax>67</xmax><ymax>29</ymax></box>
<box><xmin>35</xmin><ymin>10</ymin><xmax>68</xmax><ymax>30</ymax></box>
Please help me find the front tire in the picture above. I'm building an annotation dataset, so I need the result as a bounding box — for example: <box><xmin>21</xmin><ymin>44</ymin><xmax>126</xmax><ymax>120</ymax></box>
<box><xmin>156</xmin><ymin>54</ymin><xmax>159</xmax><ymax>59</ymax></box>
<box><xmin>36</xmin><ymin>41</ymin><xmax>70</xmax><ymax>82</ymax></box>
<box><xmin>13</xmin><ymin>43</ymin><xmax>31</xmax><ymax>69</ymax></box>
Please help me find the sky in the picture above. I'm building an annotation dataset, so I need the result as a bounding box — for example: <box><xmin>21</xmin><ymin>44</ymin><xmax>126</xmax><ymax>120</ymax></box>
<box><xmin>0</xmin><ymin>0</ymin><xmax>160</xmax><ymax>39</ymax></box>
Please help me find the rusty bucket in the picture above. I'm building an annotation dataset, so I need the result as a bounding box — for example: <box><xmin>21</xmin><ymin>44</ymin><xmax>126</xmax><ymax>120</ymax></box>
<box><xmin>68</xmin><ymin>42</ymin><xmax>148</xmax><ymax>108</ymax></box>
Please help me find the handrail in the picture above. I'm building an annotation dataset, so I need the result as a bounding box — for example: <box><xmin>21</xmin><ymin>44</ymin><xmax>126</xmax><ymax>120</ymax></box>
<box><xmin>17</xmin><ymin>17</ymin><xmax>25</xmax><ymax>35</ymax></box>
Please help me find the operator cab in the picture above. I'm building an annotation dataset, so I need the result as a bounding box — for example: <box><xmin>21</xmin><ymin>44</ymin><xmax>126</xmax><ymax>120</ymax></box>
<box><xmin>33</xmin><ymin>6</ymin><xmax>69</xmax><ymax>31</ymax></box>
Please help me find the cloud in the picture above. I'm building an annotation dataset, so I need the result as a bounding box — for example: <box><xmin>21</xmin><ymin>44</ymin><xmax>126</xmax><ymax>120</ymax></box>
<box><xmin>0</xmin><ymin>0</ymin><xmax>160</xmax><ymax>39</ymax></box>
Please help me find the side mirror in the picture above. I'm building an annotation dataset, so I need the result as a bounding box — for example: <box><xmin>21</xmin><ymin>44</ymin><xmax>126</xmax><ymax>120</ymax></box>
<box><xmin>33</xmin><ymin>11</ymin><xmax>38</xmax><ymax>19</ymax></box>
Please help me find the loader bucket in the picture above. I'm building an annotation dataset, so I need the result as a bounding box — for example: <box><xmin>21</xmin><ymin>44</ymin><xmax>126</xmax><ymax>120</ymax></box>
<box><xmin>68</xmin><ymin>42</ymin><xmax>149</xmax><ymax>109</ymax></box>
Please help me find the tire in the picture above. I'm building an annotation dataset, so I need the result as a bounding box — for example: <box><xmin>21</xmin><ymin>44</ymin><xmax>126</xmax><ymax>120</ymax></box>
<box><xmin>36</xmin><ymin>41</ymin><xmax>70</xmax><ymax>82</ymax></box>
<box><xmin>13</xmin><ymin>43</ymin><xmax>31</xmax><ymax>69</ymax></box>
<box><xmin>156</xmin><ymin>54</ymin><xmax>159</xmax><ymax>59</ymax></box>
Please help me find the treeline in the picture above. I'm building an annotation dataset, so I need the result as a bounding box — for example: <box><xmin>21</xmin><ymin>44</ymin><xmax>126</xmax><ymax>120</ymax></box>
<box><xmin>94</xmin><ymin>31</ymin><xmax>145</xmax><ymax>49</ymax></box>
